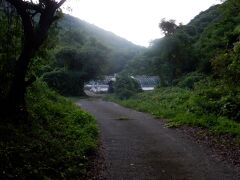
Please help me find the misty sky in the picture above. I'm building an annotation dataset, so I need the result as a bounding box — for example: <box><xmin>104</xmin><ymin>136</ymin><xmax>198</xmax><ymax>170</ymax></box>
<box><xmin>66</xmin><ymin>0</ymin><xmax>220</xmax><ymax>47</ymax></box>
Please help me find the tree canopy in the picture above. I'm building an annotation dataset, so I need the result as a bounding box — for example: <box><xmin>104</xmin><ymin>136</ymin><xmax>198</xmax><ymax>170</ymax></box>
<box><xmin>123</xmin><ymin>0</ymin><xmax>240</xmax><ymax>121</ymax></box>
<box><xmin>0</xmin><ymin>0</ymin><xmax>67</xmax><ymax>115</ymax></box>
<box><xmin>159</xmin><ymin>18</ymin><xmax>179</xmax><ymax>36</ymax></box>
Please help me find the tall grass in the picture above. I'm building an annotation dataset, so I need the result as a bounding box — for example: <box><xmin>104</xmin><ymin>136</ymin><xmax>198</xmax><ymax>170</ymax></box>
<box><xmin>109</xmin><ymin>87</ymin><xmax>240</xmax><ymax>138</ymax></box>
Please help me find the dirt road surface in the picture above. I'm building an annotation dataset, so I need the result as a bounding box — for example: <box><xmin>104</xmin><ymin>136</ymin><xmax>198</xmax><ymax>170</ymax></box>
<box><xmin>77</xmin><ymin>98</ymin><xmax>239</xmax><ymax>180</ymax></box>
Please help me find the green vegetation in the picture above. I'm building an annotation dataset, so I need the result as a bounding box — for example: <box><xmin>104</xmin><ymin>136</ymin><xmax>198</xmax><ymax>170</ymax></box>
<box><xmin>0</xmin><ymin>0</ymin><xmax>143</xmax><ymax>177</ymax></box>
<box><xmin>126</xmin><ymin>1</ymin><xmax>240</xmax><ymax>82</ymax></box>
<box><xmin>1</xmin><ymin>0</ymin><xmax>240</xmax><ymax>177</ymax></box>
<box><xmin>39</xmin><ymin>15</ymin><xmax>144</xmax><ymax>96</ymax></box>
<box><xmin>109</xmin><ymin>85</ymin><xmax>240</xmax><ymax>137</ymax></box>
<box><xmin>1</xmin><ymin>81</ymin><xmax>98</xmax><ymax>179</ymax></box>
<box><xmin>43</xmin><ymin>43</ymin><xmax>108</xmax><ymax>96</ymax></box>
<box><xmin>0</xmin><ymin>0</ymin><xmax>144</xmax><ymax>176</ymax></box>
<box><xmin>113</xmin><ymin>75</ymin><xmax>142</xmax><ymax>99</ymax></box>
<box><xmin>112</xmin><ymin>0</ymin><xmax>240</xmax><ymax>139</ymax></box>
<box><xmin>0</xmin><ymin>1</ymin><xmax>100</xmax><ymax>178</ymax></box>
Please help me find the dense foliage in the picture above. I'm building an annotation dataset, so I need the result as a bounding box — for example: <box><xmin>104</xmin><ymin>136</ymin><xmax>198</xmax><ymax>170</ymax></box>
<box><xmin>113</xmin><ymin>75</ymin><xmax>142</xmax><ymax>99</ymax></box>
<box><xmin>1</xmin><ymin>81</ymin><xmax>98</xmax><ymax>179</ymax></box>
<box><xmin>41</xmin><ymin>15</ymin><xmax>144</xmax><ymax>96</ymax></box>
<box><xmin>59</xmin><ymin>15</ymin><xmax>144</xmax><ymax>74</ymax></box>
<box><xmin>123</xmin><ymin>0</ymin><xmax>240</xmax><ymax>123</ymax></box>
<box><xmin>0</xmin><ymin>2</ymin><xmax>102</xmax><ymax>178</ymax></box>
<box><xmin>109</xmin><ymin>87</ymin><xmax>240</xmax><ymax>138</ymax></box>
<box><xmin>43</xmin><ymin>42</ymin><xmax>108</xmax><ymax>95</ymax></box>
<box><xmin>0</xmin><ymin>0</ymin><xmax>68</xmax><ymax>114</ymax></box>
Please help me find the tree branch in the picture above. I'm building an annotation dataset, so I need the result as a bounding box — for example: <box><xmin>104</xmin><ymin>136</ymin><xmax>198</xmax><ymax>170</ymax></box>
<box><xmin>56</xmin><ymin>0</ymin><xmax>66</xmax><ymax>9</ymax></box>
<box><xmin>6</xmin><ymin>0</ymin><xmax>34</xmax><ymax>38</ymax></box>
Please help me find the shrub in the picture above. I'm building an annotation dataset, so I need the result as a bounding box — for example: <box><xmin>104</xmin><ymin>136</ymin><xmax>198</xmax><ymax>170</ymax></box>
<box><xmin>1</xmin><ymin>81</ymin><xmax>98</xmax><ymax>179</ymax></box>
<box><xmin>43</xmin><ymin>70</ymin><xmax>85</xmax><ymax>96</ymax></box>
<box><xmin>176</xmin><ymin>72</ymin><xmax>205</xmax><ymax>89</ymax></box>
<box><xmin>192</xmin><ymin>78</ymin><xmax>240</xmax><ymax>121</ymax></box>
<box><xmin>219</xmin><ymin>95</ymin><xmax>240</xmax><ymax>121</ymax></box>
<box><xmin>113</xmin><ymin>75</ymin><xmax>142</xmax><ymax>99</ymax></box>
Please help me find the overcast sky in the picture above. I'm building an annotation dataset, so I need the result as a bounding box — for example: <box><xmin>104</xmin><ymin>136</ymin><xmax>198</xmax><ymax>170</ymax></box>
<box><xmin>66</xmin><ymin>0</ymin><xmax>220</xmax><ymax>47</ymax></box>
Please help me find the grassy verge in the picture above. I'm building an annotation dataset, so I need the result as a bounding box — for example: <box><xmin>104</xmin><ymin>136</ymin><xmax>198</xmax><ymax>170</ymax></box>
<box><xmin>108</xmin><ymin>87</ymin><xmax>240</xmax><ymax>139</ymax></box>
<box><xmin>1</xmin><ymin>81</ymin><xmax>98</xmax><ymax>179</ymax></box>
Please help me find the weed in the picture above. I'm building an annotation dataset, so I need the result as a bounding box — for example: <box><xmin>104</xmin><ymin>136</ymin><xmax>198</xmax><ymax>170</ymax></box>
<box><xmin>108</xmin><ymin>86</ymin><xmax>240</xmax><ymax>138</ymax></box>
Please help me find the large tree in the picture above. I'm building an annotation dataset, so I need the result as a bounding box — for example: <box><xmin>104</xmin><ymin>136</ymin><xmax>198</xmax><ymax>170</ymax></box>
<box><xmin>159</xmin><ymin>18</ymin><xmax>179</xmax><ymax>36</ymax></box>
<box><xmin>1</xmin><ymin>0</ymin><xmax>66</xmax><ymax>115</ymax></box>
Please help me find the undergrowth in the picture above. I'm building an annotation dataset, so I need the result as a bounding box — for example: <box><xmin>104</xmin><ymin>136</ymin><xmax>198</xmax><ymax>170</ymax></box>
<box><xmin>0</xmin><ymin>81</ymin><xmax>98</xmax><ymax>179</ymax></box>
<box><xmin>108</xmin><ymin>87</ymin><xmax>240</xmax><ymax>138</ymax></box>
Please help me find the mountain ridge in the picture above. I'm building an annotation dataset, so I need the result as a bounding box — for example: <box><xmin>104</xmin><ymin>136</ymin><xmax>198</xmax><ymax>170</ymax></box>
<box><xmin>59</xmin><ymin>14</ymin><xmax>145</xmax><ymax>51</ymax></box>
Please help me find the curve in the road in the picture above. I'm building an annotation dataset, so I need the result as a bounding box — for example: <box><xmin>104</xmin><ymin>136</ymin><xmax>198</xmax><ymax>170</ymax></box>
<box><xmin>78</xmin><ymin>98</ymin><xmax>239</xmax><ymax>180</ymax></box>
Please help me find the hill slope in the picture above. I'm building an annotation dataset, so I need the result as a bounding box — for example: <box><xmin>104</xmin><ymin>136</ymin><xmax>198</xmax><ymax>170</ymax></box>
<box><xmin>57</xmin><ymin>14</ymin><xmax>145</xmax><ymax>74</ymax></box>
<box><xmin>60</xmin><ymin>14</ymin><xmax>143</xmax><ymax>51</ymax></box>
<box><xmin>118</xmin><ymin>0</ymin><xmax>240</xmax><ymax>124</ymax></box>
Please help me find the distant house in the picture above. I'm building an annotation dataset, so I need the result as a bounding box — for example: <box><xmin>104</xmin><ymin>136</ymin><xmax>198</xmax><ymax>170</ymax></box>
<box><xmin>132</xmin><ymin>76</ymin><xmax>160</xmax><ymax>91</ymax></box>
<box><xmin>85</xmin><ymin>75</ymin><xmax>160</xmax><ymax>93</ymax></box>
<box><xmin>85</xmin><ymin>75</ymin><xmax>116</xmax><ymax>93</ymax></box>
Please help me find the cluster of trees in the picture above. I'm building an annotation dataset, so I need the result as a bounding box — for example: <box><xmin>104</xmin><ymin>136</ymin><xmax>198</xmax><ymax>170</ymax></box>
<box><xmin>0</xmin><ymin>0</ymin><xmax>143</xmax><ymax>116</ymax></box>
<box><xmin>57</xmin><ymin>15</ymin><xmax>144</xmax><ymax>74</ymax></box>
<box><xmin>124</xmin><ymin>0</ymin><xmax>240</xmax><ymax>121</ymax></box>
<box><xmin>126</xmin><ymin>4</ymin><xmax>223</xmax><ymax>83</ymax></box>
<box><xmin>43</xmin><ymin>40</ymin><xmax>109</xmax><ymax>96</ymax></box>
<box><xmin>41</xmin><ymin>14</ymin><xmax>143</xmax><ymax>96</ymax></box>
<box><xmin>0</xmin><ymin>0</ymin><xmax>67</xmax><ymax>116</ymax></box>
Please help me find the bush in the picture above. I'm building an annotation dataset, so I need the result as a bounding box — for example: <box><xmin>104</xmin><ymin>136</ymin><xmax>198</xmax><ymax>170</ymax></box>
<box><xmin>220</xmin><ymin>95</ymin><xmax>240</xmax><ymax>120</ymax></box>
<box><xmin>191</xmin><ymin>78</ymin><xmax>240</xmax><ymax>121</ymax></box>
<box><xmin>43</xmin><ymin>70</ymin><xmax>85</xmax><ymax>96</ymax></box>
<box><xmin>0</xmin><ymin>81</ymin><xmax>98</xmax><ymax>179</ymax></box>
<box><xmin>176</xmin><ymin>72</ymin><xmax>205</xmax><ymax>89</ymax></box>
<box><xmin>109</xmin><ymin>85</ymin><xmax>240</xmax><ymax>137</ymax></box>
<box><xmin>113</xmin><ymin>75</ymin><xmax>142</xmax><ymax>99</ymax></box>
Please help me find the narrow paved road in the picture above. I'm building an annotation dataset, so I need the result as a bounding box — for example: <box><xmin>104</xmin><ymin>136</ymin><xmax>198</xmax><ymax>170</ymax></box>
<box><xmin>78</xmin><ymin>98</ymin><xmax>239</xmax><ymax>180</ymax></box>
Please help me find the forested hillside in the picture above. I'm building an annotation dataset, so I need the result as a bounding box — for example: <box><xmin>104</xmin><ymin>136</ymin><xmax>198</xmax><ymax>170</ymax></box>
<box><xmin>115</xmin><ymin>0</ymin><xmax>240</xmax><ymax>135</ymax></box>
<box><xmin>126</xmin><ymin>1</ymin><xmax>239</xmax><ymax>84</ymax></box>
<box><xmin>60</xmin><ymin>14</ymin><xmax>142</xmax><ymax>52</ymax></box>
<box><xmin>125</xmin><ymin>4</ymin><xmax>223</xmax><ymax>78</ymax></box>
<box><xmin>42</xmin><ymin>14</ymin><xmax>144</xmax><ymax>95</ymax></box>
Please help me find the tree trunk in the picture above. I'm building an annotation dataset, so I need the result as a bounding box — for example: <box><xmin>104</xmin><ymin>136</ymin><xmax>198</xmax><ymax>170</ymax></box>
<box><xmin>2</xmin><ymin>0</ymin><xmax>64</xmax><ymax>118</ymax></box>
<box><xmin>6</xmin><ymin>41</ymin><xmax>34</xmax><ymax>115</ymax></box>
